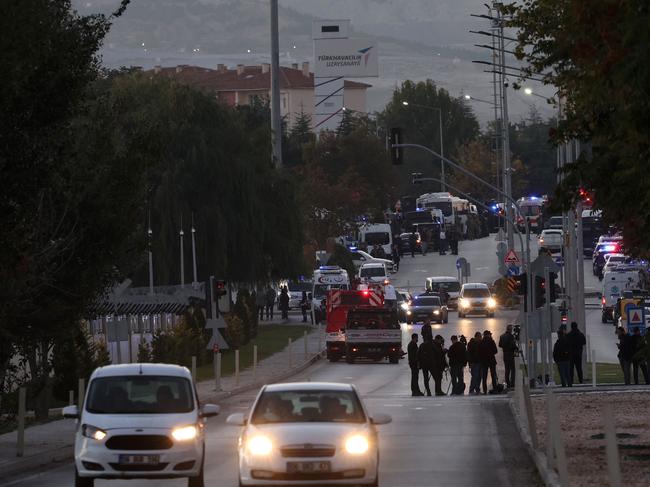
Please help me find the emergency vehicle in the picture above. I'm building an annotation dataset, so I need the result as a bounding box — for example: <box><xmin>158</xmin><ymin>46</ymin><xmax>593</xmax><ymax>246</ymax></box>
<box><xmin>325</xmin><ymin>288</ymin><xmax>383</xmax><ymax>362</ymax></box>
<box><xmin>344</xmin><ymin>307</ymin><xmax>402</xmax><ymax>364</ymax></box>
<box><xmin>312</xmin><ymin>266</ymin><xmax>350</xmax><ymax>323</ymax></box>
<box><xmin>516</xmin><ymin>196</ymin><xmax>545</xmax><ymax>233</ymax></box>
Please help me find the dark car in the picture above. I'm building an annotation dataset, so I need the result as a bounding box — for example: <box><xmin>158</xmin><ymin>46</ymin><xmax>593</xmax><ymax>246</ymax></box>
<box><xmin>406</xmin><ymin>294</ymin><xmax>448</xmax><ymax>324</ymax></box>
<box><xmin>399</xmin><ymin>232</ymin><xmax>421</xmax><ymax>253</ymax></box>
<box><xmin>396</xmin><ymin>289</ymin><xmax>412</xmax><ymax>322</ymax></box>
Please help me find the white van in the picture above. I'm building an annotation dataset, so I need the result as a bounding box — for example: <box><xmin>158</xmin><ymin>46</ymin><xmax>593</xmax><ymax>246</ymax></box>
<box><xmin>63</xmin><ymin>363</ymin><xmax>219</xmax><ymax>487</ymax></box>
<box><xmin>358</xmin><ymin>262</ymin><xmax>389</xmax><ymax>284</ymax></box>
<box><xmin>312</xmin><ymin>266</ymin><xmax>350</xmax><ymax>315</ymax></box>
<box><xmin>425</xmin><ymin>276</ymin><xmax>462</xmax><ymax>309</ymax></box>
<box><xmin>601</xmin><ymin>268</ymin><xmax>640</xmax><ymax>323</ymax></box>
<box><xmin>359</xmin><ymin>223</ymin><xmax>393</xmax><ymax>257</ymax></box>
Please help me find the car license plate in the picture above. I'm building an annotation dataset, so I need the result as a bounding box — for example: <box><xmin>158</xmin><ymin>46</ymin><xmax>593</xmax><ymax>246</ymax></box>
<box><xmin>118</xmin><ymin>454</ymin><xmax>159</xmax><ymax>465</ymax></box>
<box><xmin>287</xmin><ymin>461</ymin><xmax>331</xmax><ymax>473</ymax></box>
<box><xmin>368</xmin><ymin>347</ymin><xmax>381</xmax><ymax>352</ymax></box>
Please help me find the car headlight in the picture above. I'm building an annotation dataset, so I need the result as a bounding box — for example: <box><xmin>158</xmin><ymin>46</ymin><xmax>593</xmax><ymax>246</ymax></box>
<box><xmin>247</xmin><ymin>435</ymin><xmax>273</xmax><ymax>455</ymax></box>
<box><xmin>82</xmin><ymin>424</ymin><xmax>107</xmax><ymax>441</ymax></box>
<box><xmin>172</xmin><ymin>425</ymin><xmax>198</xmax><ymax>441</ymax></box>
<box><xmin>401</xmin><ymin>302</ymin><xmax>409</xmax><ymax>310</ymax></box>
<box><xmin>460</xmin><ymin>298</ymin><xmax>470</xmax><ymax>308</ymax></box>
<box><xmin>488</xmin><ymin>298</ymin><xmax>497</xmax><ymax>308</ymax></box>
<box><xmin>406</xmin><ymin>310</ymin><xmax>412</xmax><ymax>315</ymax></box>
<box><xmin>433</xmin><ymin>310</ymin><xmax>440</xmax><ymax>315</ymax></box>
<box><xmin>345</xmin><ymin>435</ymin><xmax>369</xmax><ymax>455</ymax></box>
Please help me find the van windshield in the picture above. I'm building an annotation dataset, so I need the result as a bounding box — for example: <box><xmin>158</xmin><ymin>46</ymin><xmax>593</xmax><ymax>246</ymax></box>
<box><xmin>86</xmin><ymin>376</ymin><xmax>194</xmax><ymax>414</ymax></box>
<box><xmin>360</xmin><ymin>267</ymin><xmax>386</xmax><ymax>278</ymax></box>
<box><xmin>462</xmin><ymin>288</ymin><xmax>491</xmax><ymax>298</ymax></box>
<box><xmin>364</xmin><ymin>232</ymin><xmax>389</xmax><ymax>245</ymax></box>
<box><xmin>314</xmin><ymin>284</ymin><xmax>348</xmax><ymax>299</ymax></box>
<box><xmin>428</xmin><ymin>281</ymin><xmax>461</xmax><ymax>293</ymax></box>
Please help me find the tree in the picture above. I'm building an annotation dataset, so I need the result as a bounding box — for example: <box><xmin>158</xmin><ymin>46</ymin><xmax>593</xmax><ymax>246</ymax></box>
<box><xmin>378</xmin><ymin>80</ymin><xmax>481</xmax><ymax>196</ymax></box>
<box><xmin>284</xmin><ymin>108</ymin><xmax>314</xmax><ymax>167</ymax></box>
<box><xmin>501</xmin><ymin>0</ymin><xmax>650</xmax><ymax>255</ymax></box>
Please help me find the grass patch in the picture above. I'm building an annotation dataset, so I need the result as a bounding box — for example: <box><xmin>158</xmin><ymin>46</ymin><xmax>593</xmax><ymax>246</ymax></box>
<box><xmin>538</xmin><ymin>362</ymin><xmax>627</xmax><ymax>385</ymax></box>
<box><xmin>196</xmin><ymin>324</ymin><xmax>312</xmax><ymax>382</ymax></box>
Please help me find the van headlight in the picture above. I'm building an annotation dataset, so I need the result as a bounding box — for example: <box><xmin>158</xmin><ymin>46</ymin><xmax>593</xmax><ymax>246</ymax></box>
<box><xmin>460</xmin><ymin>299</ymin><xmax>470</xmax><ymax>309</ymax></box>
<box><xmin>82</xmin><ymin>424</ymin><xmax>107</xmax><ymax>441</ymax></box>
<box><xmin>401</xmin><ymin>302</ymin><xmax>409</xmax><ymax>310</ymax></box>
<box><xmin>345</xmin><ymin>435</ymin><xmax>369</xmax><ymax>454</ymax></box>
<box><xmin>433</xmin><ymin>310</ymin><xmax>440</xmax><ymax>315</ymax></box>
<box><xmin>488</xmin><ymin>298</ymin><xmax>497</xmax><ymax>308</ymax></box>
<box><xmin>406</xmin><ymin>310</ymin><xmax>412</xmax><ymax>316</ymax></box>
<box><xmin>247</xmin><ymin>435</ymin><xmax>273</xmax><ymax>455</ymax></box>
<box><xmin>172</xmin><ymin>425</ymin><xmax>198</xmax><ymax>441</ymax></box>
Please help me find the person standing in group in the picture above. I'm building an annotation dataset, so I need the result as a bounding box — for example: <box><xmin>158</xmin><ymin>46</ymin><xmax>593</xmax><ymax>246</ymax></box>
<box><xmin>384</xmin><ymin>282</ymin><xmax>397</xmax><ymax>310</ymax></box>
<box><xmin>467</xmin><ymin>332</ymin><xmax>482</xmax><ymax>395</ymax></box>
<box><xmin>553</xmin><ymin>328</ymin><xmax>572</xmax><ymax>387</ymax></box>
<box><xmin>408</xmin><ymin>333</ymin><xmax>424</xmax><ymax>396</ymax></box>
<box><xmin>432</xmin><ymin>335</ymin><xmax>448</xmax><ymax>396</ymax></box>
<box><xmin>391</xmin><ymin>243</ymin><xmax>401</xmax><ymax>272</ymax></box>
<box><xmin>265</xmin><ymin>286</ymin><xmax>276</xmax><ymax>320</ymax></box>
<box><xmin>448</xmin><ymin>335</ymin><xmax>467</xmax><ymax>395</ymax></box>
<box><xmin>421</xmin><ymin>228</ymin><xmax>429</xmax><ymax>256</ymax></box>
<box><xmin>256</xmin><ymin>288</ymin><xmax>266</xmax><ymax>322</ymax></box>
<box><xmin>478</xmin><ymin>330</ymin><xmax>498</xmax><ymax>393</ymax></box>
<box><xmin>279</xmin><ymin>286</ymin><xmax>290</xmax><ymax>321</ymax></box>
<box><xmin>631</xmin><ymin>327</ymin><xmax>650</xmax><ymax>384</ymax></box>
<box><xmin>617</xmin><ymin>326</ymin><xmax>635</xmax><ymax>385</ymax></box>
<box><xmin>299</xmin><ymin>291</ymin><xmax>309</xmax><ymax>323</ymax></box>
<box><xmin>438</xmin><ymin>226</ymin><xmax>447</xmax><ymax>255</ymax></box>
<box><xmin>409</xmin><ymin>231</ymin><xmax>417</xmax><ymax>258</ymax></box>
<box><xmin>498</xmin><ymin>325</ymin><xmax>517</xmax><ymax>389</ymax></box>
<box><xmin>418</xmin><ymin>324</ymin><xmax>435</xmax><ymax>396</ymax></box>
<box><xmin>566</xmin><ymin>321</ymin><xmax>586</xmax><ymax>383</ymax></box>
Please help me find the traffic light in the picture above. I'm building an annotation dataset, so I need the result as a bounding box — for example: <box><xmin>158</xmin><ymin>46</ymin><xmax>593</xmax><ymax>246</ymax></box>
<box><xmin>389</xmin><ymin>127</ymin><xmax>403</xmax><ymax>165</ymax></box>
<box><xmin>534</xmin><ymin>273</ymin><xmax>557</xmax><ymax>309</ymax></box>
<box><xmin>213</xmin><ymin>279</ymin><xmax>227</xmax><ymax>298</ymax></box>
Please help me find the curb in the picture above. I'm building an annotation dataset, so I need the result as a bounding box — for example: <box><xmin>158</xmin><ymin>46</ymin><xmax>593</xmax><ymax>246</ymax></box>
<box><xmin>0</xmin><ymin>351</ymin><xmax>326</xmax><ymax>482</ymax></box>
<box><xmin>508</xmin><ymin>397</ymin><xmax>561</xmax><ymax>487</ymax></box>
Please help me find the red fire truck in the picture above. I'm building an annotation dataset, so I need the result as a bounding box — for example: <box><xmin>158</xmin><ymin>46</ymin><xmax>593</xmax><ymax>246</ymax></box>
<box><xmin>325</xmin><ymin>288</ymin><xmax>383</xmax><ymax>362</ymax></box>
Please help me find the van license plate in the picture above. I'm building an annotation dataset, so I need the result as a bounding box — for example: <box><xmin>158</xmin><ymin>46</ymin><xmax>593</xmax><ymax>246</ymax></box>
<box><xmin>119</xmin><ymin>454</ymin><xmax>159</xmax><ymax>465</ymax></box>
<box><xmin>287</xmin><ymin>461</ymin><xmax>331</xmax><ymax>473</ymax></box>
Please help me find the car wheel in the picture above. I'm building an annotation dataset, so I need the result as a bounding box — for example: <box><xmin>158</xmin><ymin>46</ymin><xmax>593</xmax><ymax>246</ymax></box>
<box><xmin>75</xmin><ymin>469</ymin><xmax>93</xmax><ymax>487</ymax></box>
<box><xmin>389</xmin><ymin>356</ymin><xmax>399</xmax><ymax>364</ymax></box>
<box><xmin>188</xmin><ymin>447</ymin><xmax>205</xmax><ymax>487</ymax></box>
<box><xmin>345</xmin><ymin>347</ymin><xmax>355</xmax><ymax>364</ymax></box>
<box><xmin>601</xmin><ymin>313</ymin><xmax>608</xmax><ymax>324</ymax></box>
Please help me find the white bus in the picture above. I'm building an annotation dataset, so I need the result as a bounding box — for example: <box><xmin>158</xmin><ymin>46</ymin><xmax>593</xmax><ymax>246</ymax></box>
<box><xmin>416</xmin><ymin>192</ymin><xmax>455</xmax><ymax>226</ymax></box>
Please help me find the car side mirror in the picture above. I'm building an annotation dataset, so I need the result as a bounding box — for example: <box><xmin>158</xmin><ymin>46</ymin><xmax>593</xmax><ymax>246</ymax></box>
<box><xmin>62</xmin><ymin>405</ymin><xmax>79</xmax><ymax>419</ymax></box>
<box><xmin>226</xmin><ymin>413</ymin><xmax>247</xmax><ymax>426</ymax></box>
<box><xmin>370</xmin><ymin>413</ymin><xmax>392</xmax><ymax>425</ymax></box>
<box><xmin>200</xmin><ymin>404</ymin><xmax>220</xmax><ymax>418</ymax></box>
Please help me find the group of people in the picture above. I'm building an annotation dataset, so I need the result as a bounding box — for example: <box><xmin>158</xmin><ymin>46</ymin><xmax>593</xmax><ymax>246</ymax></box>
<box><xmin>407</xmin><ymin>322</ymin><xmax>520</xmax><ymax>396</ymax></box>
<box><xmin>255</xmin><ymin>286</ymin><xmax>292</xmax><ymax>322</ymax></box>
<box><xmin>552</xmin><ymin>322</ymin><xmax>587</xmax><ymax>387</ymax></box>
<box><xmin>615</xmin><ymin>325</ymin><xmax>649</xmax><ymax>385</ymax></box>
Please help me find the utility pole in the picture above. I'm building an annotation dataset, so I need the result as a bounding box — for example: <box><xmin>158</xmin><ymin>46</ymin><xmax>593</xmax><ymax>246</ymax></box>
<box><xmin>179</xmin><ymin>214</ymin><xmax>185</xmax><ymax>288</ymax></box>
<box><xmin>438</xmin><ymin>109</ymin><xmax>446</xmax><ymax>191</ymax></box>
<box><xmin>191</xmin><ymin>213</ymin><xmax>198</xmax><ymax>286</ymax></box>
<box><xmin>147</xmin><ymin>213</ymin><xmax>154</xmax><ymax>295</ymax></box>
<box><xmin>270</xmin><ymin>0</ymin><xmax>283</xmax><ymax>168</ymax></box>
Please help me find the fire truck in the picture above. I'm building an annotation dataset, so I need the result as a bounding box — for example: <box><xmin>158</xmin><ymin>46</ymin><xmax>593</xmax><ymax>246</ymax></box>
<box><xmin>345</xmin><ymin>307</ymin><xmax>402</xmax><ymax>364</ymax></box>
<box><xmin>325</xmin><ymin>288</ymin><xmax>383</xmax><ymax>362</ymax></box>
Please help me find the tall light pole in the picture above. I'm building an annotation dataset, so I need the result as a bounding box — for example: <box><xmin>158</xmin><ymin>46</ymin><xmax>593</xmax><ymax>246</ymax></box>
<box><xmin>179</xmin><ymin>215</ymin><xmax>185</xmax><ymax>288</ymax></box>
<box><xmin>191</xmin><ymin>213</ymin><xmax>198</xmax><ymax>286</ymax></box>
<box><xmin>402</xmin><ymin>101</ymin><xmax>445</xmax><ymax>191</ymax></box>
<box><xmin>147</xmin><ymin>215</ymin><xmax>154</xmax><ymax>296</ymax></box>
<box><xmin>270</xmin><ymin>0</ymin><xmax>283</xmax><ymax>168</ymax></box>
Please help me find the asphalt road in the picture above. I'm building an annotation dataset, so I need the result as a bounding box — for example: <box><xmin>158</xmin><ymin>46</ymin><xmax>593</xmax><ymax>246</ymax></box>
<box><xmin>7</xmin><ymin>236</ymin><xmax>542</xmax><ymax>487</ymax></box>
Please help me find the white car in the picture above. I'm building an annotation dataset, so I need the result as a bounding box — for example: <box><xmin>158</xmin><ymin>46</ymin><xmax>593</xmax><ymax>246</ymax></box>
<box><xmin>602</xmin><ymin>253</ymin><xmax>627</xmax><ymax>274</ymax></box>
<box><xmin>349</xmin><ymin>249</ymin><xmax>396</xmax><ymax>273</ymax></box>
<box><xmin>358</xmin><ymin>262</ymin><xmax>389</xmax><ymax>284</ymax></box>
<box><xmin>538</xmin><ymin>229</ymin><xmax>563</xmax><ymax>251</ymax></box>
<box><xmin>64</xmin><ymin>364</ymin><xmax>219</xmax><ymax>487</ymax></box>
<box><xmin>458</xmin><ymin>282</ymin><xmax>497</xmax><ymax>318</ymax></box>
<box><xmin>227</xmin><ymin>382</ymin><xmax>391</xmax><ymax>487</ymax></box>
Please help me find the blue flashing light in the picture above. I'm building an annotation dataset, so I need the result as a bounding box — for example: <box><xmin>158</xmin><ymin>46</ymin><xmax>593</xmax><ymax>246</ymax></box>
<box><xmin>319</xmin><ymin>265</ymin><xmax>341</xmax><ymax>271</ymax></box>
<box><xmin>348</xmin><ymin>246</ymin><xmax>358</xmax><ymax>251</ymax></box>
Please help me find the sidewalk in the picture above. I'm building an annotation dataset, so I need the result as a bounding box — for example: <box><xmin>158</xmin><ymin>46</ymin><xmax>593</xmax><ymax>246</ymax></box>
<box><xmin>0</xmin><ymin>326</ymin><xmax>324</xmax><ymax>480</ymax></box>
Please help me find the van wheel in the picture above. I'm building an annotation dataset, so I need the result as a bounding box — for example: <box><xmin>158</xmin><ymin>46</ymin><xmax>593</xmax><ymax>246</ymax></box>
<box><xmin>188</xmin><ymin>448</ymin><xmax>205</xmax><ymax>487</ymax></box>
<box><xmin>75</xmin><ymin>469</ymin><xmax>93</xmax><ymax>487</ymax></box>
<box><xmin>601</xmin><ymin>313</ymin><xmax>608</xmax><ymax>324</ymax></box>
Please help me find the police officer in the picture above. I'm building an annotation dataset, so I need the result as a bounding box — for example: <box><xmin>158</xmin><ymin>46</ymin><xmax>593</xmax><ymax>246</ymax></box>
<box><xmin>408</xmin><ymin>333</ymin><xmax>423</xmax><ymax>396</ymax></box>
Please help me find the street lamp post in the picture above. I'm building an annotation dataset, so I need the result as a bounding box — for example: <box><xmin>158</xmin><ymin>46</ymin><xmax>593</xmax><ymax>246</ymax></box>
<box><xmin>402</xmin><ymin>101</ymin><xmax>445</xmax><ymax>191</ymax></box>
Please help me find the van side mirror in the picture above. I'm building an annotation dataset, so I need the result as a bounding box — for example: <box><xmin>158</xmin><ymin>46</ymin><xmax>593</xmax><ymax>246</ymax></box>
<box><xmin>200</xmin><ymin>404</ymin><xmax>220</xmax><ymax>418</ymax></box>
<box><xmin>370</xmin><ymin>413</ymin><xmax>392</xmax><ymax>425</ymax></box>
<box><xmin>226</xmin><ymin>413</ymin><xmax>247</xmax><ymax>426</ymax></box>
<box><xmin>63</xmin><ymin>405</ymin><xmax>79</xmax><ymax>419</ymax></box>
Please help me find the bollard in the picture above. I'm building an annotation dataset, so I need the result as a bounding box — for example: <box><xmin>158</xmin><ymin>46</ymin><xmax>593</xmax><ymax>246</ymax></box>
<box><xmin>68</xmin><ymin>390</ymin><xmax>74</xmax><ymax>406</ymax></box>
<box><xmin>304</xmin><ymin>330</ymin><xmax>308</xmax><ymax>361</ymax></box>
<box><xmin>235</xmin><ymin>350</ymin><xmax>240</xmax><ymax>386</ymax></box>
<box><xmin>592</xmin><ymin>350</ymin><xmax>597</xmax><ymax>388</ymax></box>
<box><xmin>547</xmin><ymin>389</ymin><xmax>569</xmax><ymax>485</ymax></box>
<box><xmin>191</xmin><ymin>356</ymin><xmax>197</xmax><ymax>382</ymax></box>
<box><xmin>317</xmin><ymin>324</ymin><xmax>322</xmax><ymax>352</ymax></box>
<box><xmin>78</xmin><ymin>378</ymin><xmax>85</xmax><ymax>409</ymax></box>
<box><xmin>288</xmin><ymin>338</ymin><xmax>293</xmax><ymax>368</ymax></box>
<box><xmin>214</xmin><ymin>352</ymin><xmax>222</xmax><ymax>392</ymax></box>
<box><xmin>522</xmin><ymin>370</ymin><xmax>538</xmax><ymax>449</ymax></box>
<box><xmin>17</xmin><ymin>387</ymin><xmax>26</xmax><ymax>457</ymax></box>
<box><xmin>603</xmin><ymin>403</ymin><xmax>622</xmax><ymax>487</ymax></box>
<box><xmin>586</xmin><ymin>334</ymin><xmax>591</xmax><ymax>363</ymax></box>
<box><xmin>253</xmin><ymin>345</ymin><xmax>258</xmax><ymax>381</ymax></box>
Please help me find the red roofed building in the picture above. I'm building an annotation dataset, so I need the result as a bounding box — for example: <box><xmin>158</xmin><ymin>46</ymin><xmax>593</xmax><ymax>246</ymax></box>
<box><xmin>144</xmin><ymin>62</ymin><xmax>370</xmax><ymax>130</ymax></box>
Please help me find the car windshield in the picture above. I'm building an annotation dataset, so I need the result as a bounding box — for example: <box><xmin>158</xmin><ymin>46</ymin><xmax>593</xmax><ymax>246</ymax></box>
<box><xmin>86</xmin><ymin>375</ymin><xmax>194</xmax><ymax>414</ymax></box>
<box><xmin>607</xmin><ymin>256</ymin><xmax>625</xmax><ymax>263</ymax></box>
<box><xmin>425</xmin><ymin>202</ymin><xmax>453</xmax><ymax>216</ymax></box>
<box><xmin>364</xmin><ymin>232</ymin><xmax>389</xmax><ymax>245</ymax></box>
<box><xmin>428</xmin><ymin>281</ymin><xmax>461</xmax><ymax>293</ymax></box>
<box><xmin>360</xmin><ymin>267</ymin><xmax>386</xmax><ymax>277</ymax></box>
<box><xmin>413</xmin><ymin>296</ymin><xmax>441</xmax><ymax>306</ymax></box>
<box><xmin>462</xmin><ymin>288</ymin><xmax>491</xmax><ymax>298</ymax></box>
<box><xmin>548</xmin><ymin>217</ymin><xmax>563</xmax><ymax>226</ymax></box>
<box><xmin>288</xmin><ymin>282</ymin><xmax>312</xmax><ymax>292</ymax></box>
<box><xmin>251</xmin><ymin>390</ymin><xmax>366</xmax><ymax>424</ymax></box>
<box><xmin>521</xmin><ymin>205</ymin><xmax>541</xmax><ymax>216</ymax></box>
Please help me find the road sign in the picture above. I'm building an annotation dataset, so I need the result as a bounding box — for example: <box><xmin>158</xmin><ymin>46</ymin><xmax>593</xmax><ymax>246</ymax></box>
<box><xmin>456</xmin><ymin>257</ymin><xmax>467</xmax><ymax>270</ymax></box>
<box><xmin>507</xmin><ymin>266</ymin><xmax>520</xmax><ymax>276</ymax></box>
<box><xmin>626</xmin><ymin>306</ymin><xmax>646</xmax><ymax>334</ymax></box>
<box><xmin>554</xmin><ymin>256</ymin><xmax>564</xmax><ymax>267</ymax></box>
<box><xmin>504</xmin><ymin>249</ymin><xmax>520</xmax><ymax>265</ymax></box>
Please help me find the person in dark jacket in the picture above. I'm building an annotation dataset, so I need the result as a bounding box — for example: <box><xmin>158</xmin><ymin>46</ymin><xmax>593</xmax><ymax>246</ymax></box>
<box><xmin>418</xmin><ymin>324</ymin><xmax>435</xmax><ymax>396</ymax></box>
<box><xmin>498</xmin><ymin>325</ymin><xmax>517</xmax><ymax>388</ymax></box>
<box><xmin>279</xmin><ymin>287</ymin><xmax>290</xmax><ymax>321</ymax></box>
<box><xmin>391</xmin><ymin>243</ymin><xmax>401</xmax><ymax>272</ymax></box>
<box><xmin>631</xmin><ymin>327</ymin><xmax>650</xmax><ymax>385</ymax></box>
<box><xmin>566</xmin><ymin>321</ymin><xmax>586</xmax><ymax>383</ymax></box>
<box><xmin>467</xmin><ymin>332</ymin><xmax>482</xmax><ymax>394</ymax></box>
<box><xmin>448</xmin><ymin>335</ymin><xmax>467</xmax><ymax>394</ymax></box>
<box><xmin>408</xmin><ymin>333</ymin><xmax>423</xmax><ymax>396</ymax></box>
<box><xmin>265</xmin><ymin>286</ymin><xmax>276</xmax><ymax>320</ymax></box>
<box><xmin>617</xmin><ymin>326</ymin><xmax>636</xmax><ymax>385</ymax></box>
<box><xmin>432</xmin><ymin>335</ymin><xmax>448</xmax><ymax>396</ymax></box>
<box><xmin>409</xmin><ymin>231</ymin><xmax>417</xmax><ymax>258</ymax></box>
<box><xmin>299</xmin><ymin>291</ymin><xmax>309</xmax><ymax>323</ymax></box>
<box><xmin>478</xmin><ymin>330</ymin><xmax>498</xmax><ymax>393</ymax></box>
<box><xmin>553</xmin><ymin>328</ymin><xmax>572</xmax><ymax>387</ymax></box>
